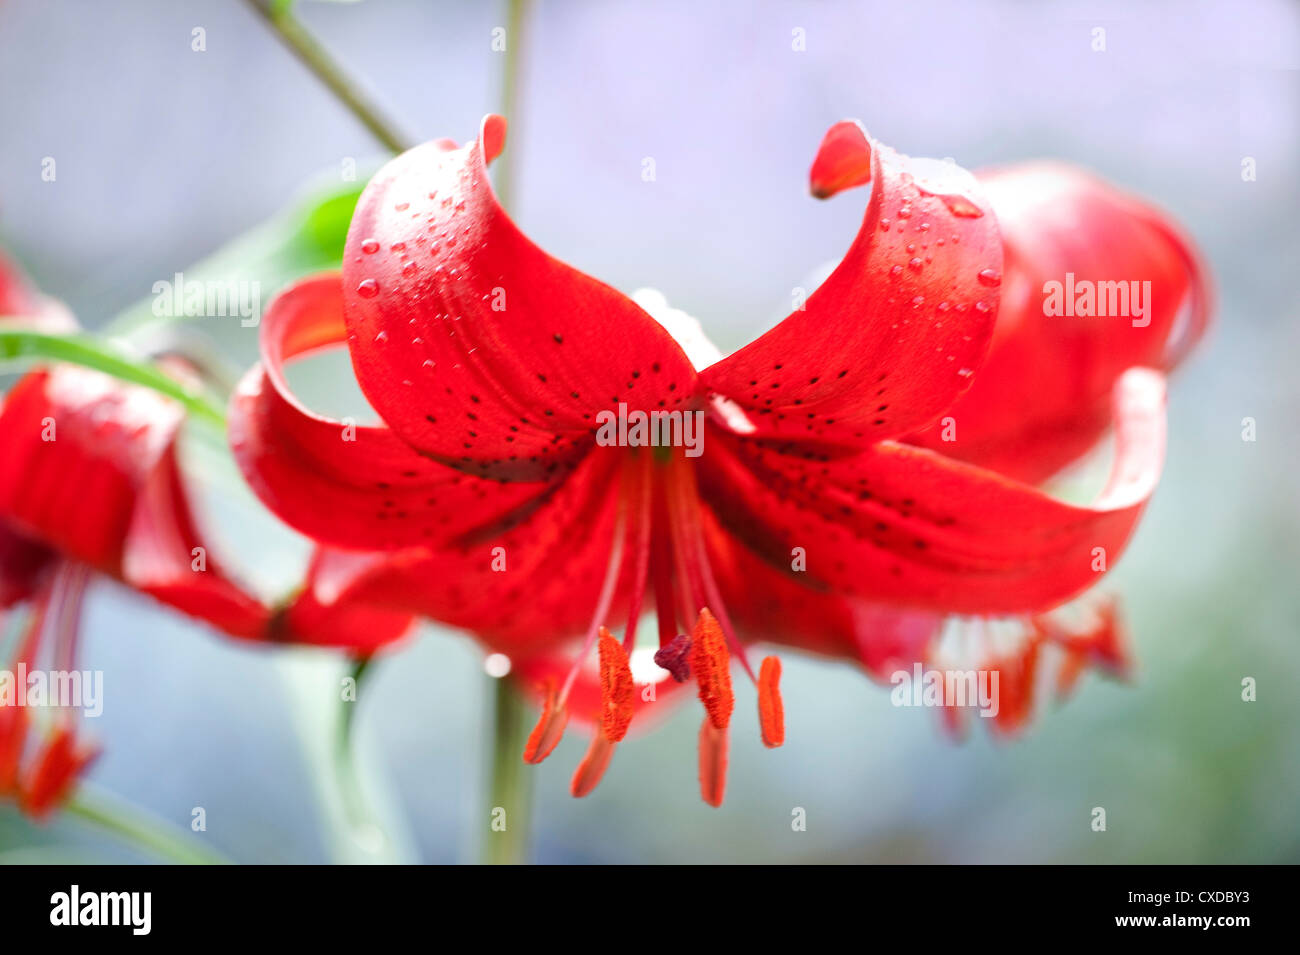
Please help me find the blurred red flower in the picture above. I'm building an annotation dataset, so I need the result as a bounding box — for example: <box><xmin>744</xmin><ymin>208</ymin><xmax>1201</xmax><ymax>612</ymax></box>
<box><xmin>0</xmin><ymin>250</ymin><xmax>415</xmax><ymax>820</ymax></box>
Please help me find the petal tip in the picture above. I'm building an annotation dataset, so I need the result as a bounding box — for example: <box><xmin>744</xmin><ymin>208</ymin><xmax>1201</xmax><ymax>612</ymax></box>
<box><xmin>809</xmin><ymin>120</ymin><xmax>873</xmax><ymax>199</ymax></box>
<box><xmin>480</xmin><ymin>114</ymin><xmax>508</xmax><ymax>165</ymax></box>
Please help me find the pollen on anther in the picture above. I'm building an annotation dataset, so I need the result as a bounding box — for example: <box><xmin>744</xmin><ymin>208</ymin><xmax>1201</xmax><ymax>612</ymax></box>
<box><xmin>523</xmin><ymin>680</ymin><xmax>569</xmax><ymax>764</ymax></box>
<box><xmin>758</xmin><ymin>656</ymin><xmax>785</xmax><ymax>748</ymax></box>
<box><xmin>690</xmin><ymin>609</ymin><xmax>734</xmax><ymax>730</ymax></box>
<box><xmin>598</xmin><ymin>627</ymin><xmax>635</xmax><ymax>742</ymax></box>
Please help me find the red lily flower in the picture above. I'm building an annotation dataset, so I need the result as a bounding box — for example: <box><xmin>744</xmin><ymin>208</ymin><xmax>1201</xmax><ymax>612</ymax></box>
<box><xmin>719</xmin><ymin>122</ymin><xmax>1206</xmax><ymax>732</ymax></box>
<box><xmin>229</xmin><ymin>115</ymin><xmax>1206</xmax><ymax>804</ymax></box>
<box><xmin>0</xmin><ymin>250</ymin><xmax>416</xmax><ymax>819</ymax></box>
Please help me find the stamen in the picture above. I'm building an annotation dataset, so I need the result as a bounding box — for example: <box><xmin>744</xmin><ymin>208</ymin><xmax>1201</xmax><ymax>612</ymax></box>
<box><xmin>620</xmin><ymin>454</ymin><xmax>654</xmax><ymax>653</ymax></box>
<box><xmin>557</xmin><ymin>461</ymin><xmax>632</xmax><ymax>704</ymax></box>
<box><xmin>649</xmin><ymin>481</ymin><xmax>678</xmax><ymax>647</ymax></box>
<box><xmin>690</xmin><ymin>608</ymin><xmax>733</xmax><ymax>730</ymax></box>
<box><xmin>522</xmin><ymin>679</ymin><xmax>569</xmax><ymax>764</ymax></box>
<box><xmin>758</xmin><ymin>655</ymin><xmax>785</xmax><ymax>748</ymax></box>
<box><xmin>697</xmin><ymin>718</ymin><xmax>728</xmax><ymax>808</ymax></box>
<box><xmin>49</xmin><ymin>564</ymin><xmax>91</xmax><ymax>674</ymax></box>
<box><xmin>672</xmin><ymin>460</ymin><xmax>757</xmax><ymax>682</ymax></box>
<box><xmin>0</xmin><ymin>703</ymin><xmax>28</xmax><ymax>793</ymax></box>
<box><xmin>597</xmin><ymin>627</ymin><xmax>634</xmax><ymax>742</ymax></box>
<box><xmin>570</xmin><ymin>733</ymin><xmax>615</xmax><ymax>798</ymax></box>
<box><xmin>653</xmin><ymin>633</ymin><xmax>692</xmax><ymax>683</ymax></box>
<box><xmin>662</xmin><ymin>457</ymin><xmax>704</xmax><ymax>627</ymax></box>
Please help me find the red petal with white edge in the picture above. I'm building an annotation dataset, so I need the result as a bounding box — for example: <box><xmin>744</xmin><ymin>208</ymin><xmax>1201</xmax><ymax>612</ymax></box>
<box><xmin>302</xmin><ymin>447</ymin><xmax>628</xmax><ymax>651</ymax></box>
<box><xmin>698</xmin><ymin>369</ymin><xmax>1166</xmax><ymax>616</ymax></box>
<box><xmin>341</xmin><ymin>115</ymin><xmax>698</xmax><ymax>478</ymax></box>
<box><xmin>907</xmin><ymin>162</ymin><xmax>1210</xmax><ymax>483</ymax></box>
<box><xmin>0</xmin><ymin>367</ymin><xmax>267</xmax><ymax>638</ymax></box>
<box><xmin>701</xmin><ymin>120</ymin><xmax>1002</xmax><ymax>444</ymax></box>
<box><xmin>229</xmin><ymin>272</ymin><xmax>558</xmax><ymax>551</ymax></box>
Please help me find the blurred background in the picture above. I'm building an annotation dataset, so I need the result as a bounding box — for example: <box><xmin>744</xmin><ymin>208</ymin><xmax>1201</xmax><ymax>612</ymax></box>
<box><xmin>0</xmin><ymin>0</ymin><xmax>1296</xmax><ymax>863</ymax></box>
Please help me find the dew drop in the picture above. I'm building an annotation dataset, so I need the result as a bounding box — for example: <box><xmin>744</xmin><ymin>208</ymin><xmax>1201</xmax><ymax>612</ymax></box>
<box><xmin>374</xmin><ymin>329</ymin><xmax>389</xmax><ymax>344</ymax></box>
<box><xmin>908</xmin><ymin>257</ymin><xmax>924</xmax><ymax>271</ymax></box>
<box><xmin>356</xmin><ymin>279</ymin><xmax>379</xmax><ymax>298</ymax></box>
<box><xmin>394</xmin><ymin>202</ymin><xmax>410</xmax><ymax>212</ymax></box>
<box><xmin>360</xmin><ymin>238</ymin><xmax>379</xmax><ymax>254</ymax></box>
<box><xmin>977</xmin><ymin>268</ymin><xmax>1002</xmax><ymax>287</ymax></box>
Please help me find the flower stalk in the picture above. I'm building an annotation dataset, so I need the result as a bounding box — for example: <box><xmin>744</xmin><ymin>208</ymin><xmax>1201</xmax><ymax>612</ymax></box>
<box><xmin>242</xmin><ymin>0</ymin><xmax>414</xmax><ymax>154</ymax></box>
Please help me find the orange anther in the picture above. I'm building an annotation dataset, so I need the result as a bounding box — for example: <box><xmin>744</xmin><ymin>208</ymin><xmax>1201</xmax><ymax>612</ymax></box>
<box><xmin>690</xmin><ymin>608</ymin><xmax>733</xmax><ymax>730</ymax></box>
<box><xmin>758</xmin><ymin>655</ymin><xmax>785</xmax><ymax>748</ymax></box>
<box><xmin>598</xmin><ymin>627</ymin><xmax>635</xmax><ymax>742</ymax></box>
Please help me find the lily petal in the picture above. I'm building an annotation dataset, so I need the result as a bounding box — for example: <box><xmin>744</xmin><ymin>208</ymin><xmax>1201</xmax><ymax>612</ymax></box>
<box><xmin>699</xmin><ymin>369</ymin><xmax>1166</xmax><ymax>616</ymax></box>
<box><xmin>0</xmin><ymin>523</ymin><xmax>54</xmax><ymax>609</ymax></box>
<box><xmin>229</xmin><ymin>272</ymin><xmax>557</xmax><ymax>551</ymax></box>
<box><xmin>342</xmin><ymin>115</ymin><xmax>699</xmax><ymax>478</ymax></box>
<box><xmin>270</xmin><ymin>548</ymin><xmax>416</xmax><ymax>651</ymax></box>
<box><xmin>0</xmin><ymin>367</ymin><xmax>267</xmax><ymax>638</ymax></box>
<box><xmin>701</xmin><ymin>120</ymin><xmax>1002</xmax><ymax>444</ymax></box>
<box><xmin>907</xmin><ymin>162</ymin><xmax>1210</xmax><ymax>483</ymax></box>
<box><xmin>704</xmin><ymin>510</ymin><xmax>941</xmax><ymax>677</ymax></box>
<box><xmin>299</xmin><ymin>448</ymin><xmax>627</xmax><ymax>651</ymax></box>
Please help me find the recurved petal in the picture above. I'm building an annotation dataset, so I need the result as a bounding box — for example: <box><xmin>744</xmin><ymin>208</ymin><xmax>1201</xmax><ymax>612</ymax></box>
<box><xmin>341</xmin><ymin>115</ymin><xmax>699</xmax><ymax>476</ymax></box>
<box><xmin>268</xmin><ymin>548</ymin><xmax>417</xmax><ymax>651</ymax></box>
<box><xmin>0</xmin><ymin>367</ymin><xmax>267</xmax><ymax>638</ymax></box>
<box><xmin>701</xmin><ymin>120</ymin><xmax>1002</xmax><ymax>445</ymax></box>
<box><xmin>228</xmin><ymin>272</ymin><xmax>565</xmax><ymax>551</ymax></box>
<box><xmin>907</xmin><ymin>162</ymin><xmax>1210</xmax><ymax>483</ymax></box>
<box><xmin>299</xmin><ymin>447</ymin><xmax>628</xmax><ymax>651</ymax></box>
<box><xmin>704</xmin><ymin>509</ymin><xmax>941</xmax><ymax>678</ymax></box>
<box><xmin>699</xmin><ymin>369</ymin><xmax>1166</xmax><ymax>616</ymax></box>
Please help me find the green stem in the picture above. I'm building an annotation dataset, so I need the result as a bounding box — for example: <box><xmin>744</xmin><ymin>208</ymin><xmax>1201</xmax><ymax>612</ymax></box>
<box><xmin>334</xmin><ymin>655</ymin><xmax>373</xmax><ymax>828</ymax></box>
<box><xmin>62</xmin><ymin>783</ymin><xmax>230</xmax><ymax>865</ymax></box>
<box><xmin>242</xmin><ymin>0</ymin><xmax>414</xmax><ymax>154</ymax></box>
<box><xmin>481</xmin><ymin>0</ymin><xmax>535</xmax><ymax>867</ymax></box>
<box><xmin>483</xmin><ymin>676</ymin><xmax>532</xmax><ymax>865</ymax></box>
<box><xmin>494</xmin><ymin>0</ymin><xmax>532</xmax><ymax>212</ymax></box>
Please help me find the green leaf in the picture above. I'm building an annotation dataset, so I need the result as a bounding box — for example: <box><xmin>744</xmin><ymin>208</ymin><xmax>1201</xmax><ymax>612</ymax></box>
<box><xmin>0</xmin><ymin>329</ymin><xmax>226</xmax><ymax>428</ymax></box>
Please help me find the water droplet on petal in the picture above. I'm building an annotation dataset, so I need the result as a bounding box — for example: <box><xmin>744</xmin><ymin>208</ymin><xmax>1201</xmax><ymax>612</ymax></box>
<box><xmin>977</xmin><ymin>268</ymin><xmax>1002</xmax><ymax>287</ymax></box>
<box><xmin>360</xmin><ymin>238</ymin><xmax>379</xmax><ymax>254</ymax></box>
<box><xmin>356</xmin><ymin>279</ymin><xmax>379</xmax><ymax>298</ymax></box>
